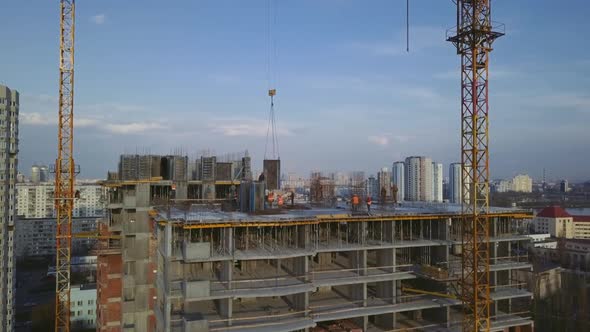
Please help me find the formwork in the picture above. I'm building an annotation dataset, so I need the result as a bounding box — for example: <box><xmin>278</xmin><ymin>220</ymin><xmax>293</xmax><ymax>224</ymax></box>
<box><xmin>152</xmin><ymin>203</ymin><xmax>535</xmax><ymax>332</ymax></box>
<box><xmin>215</xmin><ymin>163</ymin><xmax>233</xmax><ymax>182</ymax></box>
<box><xmin>263</xmin><ymin>159</ymin><xmax>281</xmax><ymax>190</ymax></box>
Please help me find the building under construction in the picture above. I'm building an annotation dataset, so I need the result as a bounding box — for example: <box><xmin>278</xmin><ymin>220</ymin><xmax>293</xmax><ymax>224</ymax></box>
<box><xmin>97</xmin><ymin>159</ymin><xmax>535</xmax><ymax>332</ymax></box>
<box><xmin>96</xmin><ymin>153</ymin><xmax>251</xmax><ymax>331</ymax></box>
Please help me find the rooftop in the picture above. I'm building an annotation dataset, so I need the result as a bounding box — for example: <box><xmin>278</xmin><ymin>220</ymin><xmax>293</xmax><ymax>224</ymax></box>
<box><xmin>536</xmin><ymin>206</ymin><xmax>590</xmax><ymax>222</ymax></box>
<box><xmin>72</xmin><ymin>283</ymin><xmax>97</xmax><ymax>291</ymax></box>
<box><xmin>537</xmin><ymin>206</ymin><xmax>572</xmax><ymax>218</ymax></box>
<box><xmin>154</xmin><ymin>202</ymin><xmax>530</xmax><ymax>224</ymax></box>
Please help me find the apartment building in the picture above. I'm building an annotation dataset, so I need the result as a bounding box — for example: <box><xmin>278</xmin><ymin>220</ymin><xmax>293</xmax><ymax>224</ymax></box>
<box><xmin>534</xmin><ymin>206</ymin><xmax>590</xmax><ymax>239</ymax></box>
<box><xmin>16</xmin><ymin>182</ymin><xmax>105</xmax><ymax>218</ymax></box>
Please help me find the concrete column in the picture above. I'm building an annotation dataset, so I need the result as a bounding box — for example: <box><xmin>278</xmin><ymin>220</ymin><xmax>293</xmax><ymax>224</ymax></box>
<box><xmin>164</xmin><ymin>223</ymin><xmax>172</xmax><ymax>258</ymax></box>
<box><xmin>220</xmin><ymin>261</ymin><xmax>232</xmax><ymax>288</ymax></box>
<box><xmin>164</xmin><ymin>299</ymin><xmax>172</xmax><ymax>332</ymax></box>
<box><xmin>375</xmin><ymin>248</ymin><xmax>396</xmax><ymax>330</ymax></box>
<box><xmin>351</xmin><ymin>250</ymin><xmax>367</xmax><ymax>276</ymax></box>
<box><xmin>383</xmin><ymin>221</ymin><xmax>394</xmax><ymax>242</ymax></box>
<box><xmin>217</xmin><ymin>298</ymin><xmax>232</xmax><ymax>326</ymax></box>
<box><xmin>293</xmin><ymin>256</ymin><xmax>309</xmax><ymax>312</ymax></box>
<box><xmin>222</xmin><ymin>227</ymin><xmax>233</xmax><ymax>255</ymax></box>
<box><xmin>492</xmin><ymin>241</ymin><xmax>498</xmax><ymax>317</ymax></box>
<box><xmin>298</xmin><ymin>225</ymin><xmax>309</xmax><ymax>249</ymax></box>
<box><xmin>350</xmin><ymin>250</ymin><xmax>367</xmax><ymax>327</ymax></box>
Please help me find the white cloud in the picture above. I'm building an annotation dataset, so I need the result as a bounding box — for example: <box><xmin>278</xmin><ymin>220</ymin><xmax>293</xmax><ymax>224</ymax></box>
<box><xmin>368</xmin><ymin>135</ymin><xmax>390</xmax><ymax>146</ymax></box>
<box><xmin>21</xmin><ymin>110</ymin><xmax>164</xmax><ymax>135</ymax></box>
<box><xmin>76</xmin><ymin>118</ymin><xmax>100</xmax><ymax>127</ymax></box>
<box><xmin>91</xmin><ymin>14</ymin><xmax>106</xmax><ymax>25</ymax></box>
<box><xmin>104</xmin><ymin>122</ymin><xmax>166</xmax><ymax>134</ymax></box>
<box><xmin>368</xmin><ymin>134</ymin><xmax>414</xmax><ymax>147</ymax></box>
<box><xmin>209</xmin><ymin>118</ymin><xmax>293</xmax><ymax>138</ymax></box>
<box><xmin>21</xmin><ymin>112</ymin><xmax>55</xmax><ymax>125</ymax></box>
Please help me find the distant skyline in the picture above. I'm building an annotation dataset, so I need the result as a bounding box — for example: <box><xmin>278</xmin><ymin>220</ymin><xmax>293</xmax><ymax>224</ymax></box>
<box><xmin>1</xmin><ymin>1</ymin><xmax>589</xmax><ymax>181</ymax></box>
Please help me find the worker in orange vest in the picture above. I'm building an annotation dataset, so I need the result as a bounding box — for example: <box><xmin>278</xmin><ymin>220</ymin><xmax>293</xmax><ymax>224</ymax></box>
<box><xmin>351</xmin><ymin>194</ymin><xmax>360</xmax><ymax>212</ymax></box>
<box><xmin>278</xmin><ymin>195</ymin><xmax>284</xmax><ymax>207</ymax></box>
<box><xmin>366</xmin><ymin>196</ymin><xmax>372</xmax><ymax>213</ymax></box>
<box><xmin>268</xmin><ymin>191</ymin><xmax>275</xmax><ymax>208</ymax></box>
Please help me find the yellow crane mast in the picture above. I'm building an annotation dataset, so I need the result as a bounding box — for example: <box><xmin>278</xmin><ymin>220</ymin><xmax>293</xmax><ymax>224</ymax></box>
<box><xmin>447</xmin><ymin>1</ymin><xmax>504</xmax><ymax>331</ymax></box>
<box><xmin>54</xmin><ymin>0</ymin><xmax>77</xmax><ymax>331</ymax></box>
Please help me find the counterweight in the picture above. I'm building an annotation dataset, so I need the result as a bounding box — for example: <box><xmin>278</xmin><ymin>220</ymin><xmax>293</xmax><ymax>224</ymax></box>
<box><xmin>447</xmin><ymin>1</ymin><xmax>504</xmax><ymax>331</ymax></box>
<box><xmin>54</xmin><ymin>0</ymin><xmax>76</xmax><ymax>331</ymax></box>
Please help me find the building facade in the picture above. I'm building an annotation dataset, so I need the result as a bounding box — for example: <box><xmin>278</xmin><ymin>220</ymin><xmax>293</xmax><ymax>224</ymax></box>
<box><xmin>153</xmin><ymin>196</ymin><xmax>534</xmax><ymax>332</ymax></box>
<box><xmin>377</xmin><ymin>167</ymin><xmax>392</xmax><ymax>200</ymax></box>
<box><xmin>531</xmin><ymin>239</ymin><xmax>590</xmax><ymax>272</ymax></box>
<box><xmin>0</xmin><ymin>85</ymin><xmax>18</xmax><ymax>331</ymax></box>
<box><xmin>391</xmin><ymin>161</ymin><xmax>404</xmax><ymax>202</ymax></box>
<box><xmin>16</xmin><ymin>182</ymin><xmax>105</xmax><ymax>218</ymax></box>
<box><xmin>14</xmin><ymin>217</ymin><xmax>97</xmax><ymax>259</ymax></box>
<box><xmin>432</xmin><ymin>162</ymin><xmax>443</xmax><ymax>203</ymax></box>
<box><xmin>405</xmin><ymin>156</ymin><xmax>433</xmax><ymax>201</ymax></box>
<box><xmin>71</xmin><ymin>284</ymin><xmax>98</xmax><ymax>330</ymax></box>
<box><xmin>366</xmin><ymin>175</ymin><xmax>379</xmax><ymax>199</ymax></box>
<box><xmin>512</xmin><ymin>174</ymin><xmax>533</xmax><ymax>193</ymax></box>
<box><xmin>560</xmin><ymin>180</ymin><xmax>569</xmax><ymax>193</ymax></box>
<box><xmin>449</xmin><ymin>163</ymin><xmax>462</xmax><ymax>204</ymax></box>
<box><xmin>494</xmin><ymin>174</ymin><xmax>533</xmax><ymax>193</ymax></box>
<box><xmin>533</xmin><ymin>206</ymin><xmax>590</xmax><ymax>239</ymax></box>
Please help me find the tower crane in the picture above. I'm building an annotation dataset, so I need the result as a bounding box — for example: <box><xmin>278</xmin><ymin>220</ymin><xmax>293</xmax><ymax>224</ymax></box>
<box><xmin>54</xmin><ymin>0</ymin><xmax>77</xmax><ymax>331</ymax></box>
<box><xmin>447</xmin><ymin>1</ymin><xmax>504</xmax><ymax>331</ymax></box>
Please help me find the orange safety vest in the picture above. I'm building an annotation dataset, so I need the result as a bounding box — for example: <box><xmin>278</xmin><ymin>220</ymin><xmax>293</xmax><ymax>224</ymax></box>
<box><xmin>278</xmin><ymin>196</ymin><xmax>284</xmax><ymax>206</ymax></box>
<box><xmin>352</xmin><ymin>196</ymin><xmax>359</xmax><ymax>205</ymax></box>
<box><xmin>268</xmin><ymin>192</ymin><xmax>275</xmax><ymax>202</ymax></box>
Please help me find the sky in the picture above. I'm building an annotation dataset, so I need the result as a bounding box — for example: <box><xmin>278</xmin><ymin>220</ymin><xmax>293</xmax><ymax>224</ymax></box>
<box><xmin>1</xmin><ymin>0</ymin><xmax>589</xmax><ymax>182</ymax></box>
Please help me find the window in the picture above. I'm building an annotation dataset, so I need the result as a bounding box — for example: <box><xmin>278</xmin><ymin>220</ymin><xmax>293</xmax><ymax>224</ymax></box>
<box><xmin>78</xmin><ymin>301</ymin><xmax>82</xmax><ymax>306</ymax></box>
<box><xmin>77</xmin><ymin>310</ymin><xmax>82</xmax><ymax>316</ymax></box>
<box><xmin>88</xmin><ymin>310</ymin><xmax>92</xmax><ymax>315</ymax></box>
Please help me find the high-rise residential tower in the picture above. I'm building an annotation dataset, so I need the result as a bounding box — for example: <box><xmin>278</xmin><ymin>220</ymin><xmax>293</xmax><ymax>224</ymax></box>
<box><xmin>392</xmin><ymin>161</ymin><xmax>405</xmax><ymax>202</ymax></box>
<box><xmin>449</xmin><ymin>163</ymin><xmax>462</xmax><ymax>204</ymax></box>
<box><xmin>0</xmin><ymin>85</ymin><xmax>19</xmax><ymax>331</ymax></box>
<box><xmin>366</xmin><ymin>175</ymin><xmax>379</xmax><ymax>199</ymax></box>
<box><xmin>432</xmin><ymin>162</ymin><xmax>443</xmax><ymax>203</ymax></box>
<box><xmin>405</xmin><ymin>156</ymin><xmax>433</xmax><ymax>202</ymax></box>
<box><xmin>377</xmin><ymin>167</ymin><xmax>392</xmax><ymax>199</ymax></box>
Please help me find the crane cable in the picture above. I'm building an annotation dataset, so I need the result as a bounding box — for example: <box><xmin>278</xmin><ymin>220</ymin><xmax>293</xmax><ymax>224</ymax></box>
<box><xmin>406</xmin><ymin>0</ymin><xmax>410</xmax><ymax>52</ymax></box>
<box><xmin>264</xmin><ymin>0</ymin><xmax>280</xmax><ymax>160</ymax></box>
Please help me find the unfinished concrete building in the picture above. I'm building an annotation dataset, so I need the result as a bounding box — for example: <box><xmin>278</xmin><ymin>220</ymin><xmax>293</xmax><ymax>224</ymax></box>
<box><xmin>150</xmin><ymin>199</ymin><xmax>534</xmax><ymax>331</ymax></box>
<box><xmin>100</xmin><ymin>152</ymin><xmax>535</xmax><ymax>332</ymax></box>
<box><xmin>97</xmin><ymin>153</ymin><xmax>251</xmax><ymax>331</ymax></box>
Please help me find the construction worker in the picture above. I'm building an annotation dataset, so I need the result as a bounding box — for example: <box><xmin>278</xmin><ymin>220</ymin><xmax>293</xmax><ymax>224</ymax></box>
<box><xmin>351</xmin><ymin>194</ymin><xmax>360</xmax><ymax>212</ymax></box>
<box><xmin>278</xmin><ymin>195</ymin><xmax>284</xmax><ymax>207</ymax></box>
<box><xmin>291</xmin><ymin>191</ymin><xmax>295</xmax><ymax>206</ymax></box>
<box><xmin>268</xmin><ymin>191</ymin><xmax>275</xmax><ymax>208</ymax></box>
<box><xmin>366</xmin><ymin>196</ymin><xmax>372</xmax><ymax>213</ymax></box>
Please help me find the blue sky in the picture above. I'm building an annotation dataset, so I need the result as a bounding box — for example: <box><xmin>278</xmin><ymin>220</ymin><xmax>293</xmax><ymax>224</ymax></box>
<box><xmin>1</xmin><ymin>0</ymin><xmax>589</xmax><ymax>181</ymax></box>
